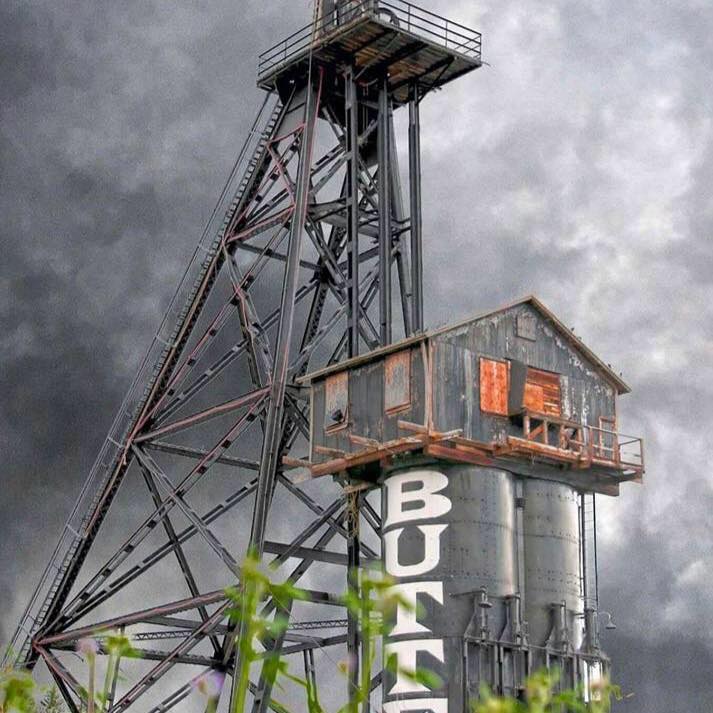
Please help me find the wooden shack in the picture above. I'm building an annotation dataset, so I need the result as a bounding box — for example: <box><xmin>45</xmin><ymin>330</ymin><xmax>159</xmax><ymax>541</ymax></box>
<box><xmin>298</xmin><ymin>296</ymin><xmax>644</xmax><ymax>495</ymax></box>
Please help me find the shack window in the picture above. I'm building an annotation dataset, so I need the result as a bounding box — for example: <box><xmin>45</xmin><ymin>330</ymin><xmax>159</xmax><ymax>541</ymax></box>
<box><xmin>480</xmin><ymin>357</ymin><xmax>509</xmax><ymax>415</ymax></box>
<box><xmin>517</xmin><ymin>313</ymin><xmax>537</xmax><ymax>341</ymax></box>
<box><xmin>524</xmin><ymin>368</ymin><xmax>561</xmax><ymax>416</ymax></box>
<box><xmin>324</xmin><ymin>371</ymin><xmax>348</xmax><ymax>430</ymax></box>
<box><xmin>385</xmin><ymin>350</ymin><xmax>411</xmax><ymax>413</ymax></box>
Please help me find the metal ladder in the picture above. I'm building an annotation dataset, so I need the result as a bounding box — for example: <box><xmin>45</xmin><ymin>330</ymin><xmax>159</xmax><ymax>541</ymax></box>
<box><xmin>3</xmin><ymin>95</ymin><xmax>283</xmax><ymax>670</ymax></box>
<box><xmin>581</xmin><ymin>492</ymin><xmax>599</xmax><ymax>610</ymax></box>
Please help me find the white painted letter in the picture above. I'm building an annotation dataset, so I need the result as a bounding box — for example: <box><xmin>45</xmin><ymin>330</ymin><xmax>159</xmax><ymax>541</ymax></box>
<box><xmin>384</xmin><ymin>524</ymin><xmax>447</xmax><ymax>577</ymax></box>
<box><xmin>384</xmin><ymin>639</ymin><xmax>445</xmax><ymax>695</ymax></box>
<box><xmin>384</xmin><ymin>470</ymin><xmax>451</xmax><ymax>528</ymax></box>
<box><xmin>389</xmin><ymin>581</ymin><xmax>444</xmax><ymax>636</ymax></box>
<box><xmin>382</xmin><ymin>700</ymin><xmax>448</xmax><ymax>713</ymax></box>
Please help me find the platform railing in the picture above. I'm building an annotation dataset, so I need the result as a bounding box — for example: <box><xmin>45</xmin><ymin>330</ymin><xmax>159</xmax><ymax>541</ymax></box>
<box><xmin>521</xmin><ymin>410</ymin><xmax>644</xmax><ymax>473</ymax></box>
<box><xmin>257</xmin><ymin>0</ymin><xmax>482</xmax><ymax>79</ymax></box>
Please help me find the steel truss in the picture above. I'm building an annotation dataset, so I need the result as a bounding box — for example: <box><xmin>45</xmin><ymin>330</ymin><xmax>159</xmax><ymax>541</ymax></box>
<box><xmin>7</xmin><ymin>44</ymin><xmax>437</xmax><ymax>713</ymax></box>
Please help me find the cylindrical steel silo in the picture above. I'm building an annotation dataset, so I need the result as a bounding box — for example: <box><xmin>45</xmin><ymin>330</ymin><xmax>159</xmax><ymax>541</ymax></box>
<box><xmin>522</xmin><ymin>480</ymin><xmax>584</xmax><ymax>659</ymax></box>
<box><xmin>381</xmin><ymin>466</ymin><xmax>586</xmax><ymax>711</ymax></box>
<box><xmin>381</xmin><ymin>464</ymin><xmax>517</xmax><ymax>712</ymax></box>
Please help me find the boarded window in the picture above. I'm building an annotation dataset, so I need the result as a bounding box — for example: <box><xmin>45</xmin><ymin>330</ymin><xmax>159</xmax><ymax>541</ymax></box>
<box><xmin>524</xmin><ymin>368</ymin><xmax>561</xmax><ymax>416</ymax></box>
<box><xmin>324</xmin><ymin>371</ymin><xmax>348</xmax><ymax>430</ymax></box>
<box><xmin>516</xmin><ymin>313</ymin><xmax>537</xmax><ymax>341</ymax></box>
<box><xmin>385</xmin><ymin>350</ymin><xmax>411</xmax><ymax>413</ymax></box>
<box><xmin>480</xmin><ymin>357</ymin><xmax>509</xmax><ymax>415</ymax></box>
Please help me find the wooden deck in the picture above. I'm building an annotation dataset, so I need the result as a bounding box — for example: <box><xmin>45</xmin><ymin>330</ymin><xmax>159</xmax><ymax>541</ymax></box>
<box><xmin>287</xmin><ymin>420</ymin><xmax>643</xmax><ymax>497</ymax></box>
<box><xmin>258</xmin><ymin>13</ymin><xmax>482</xmax><ymax>104</ymax></box>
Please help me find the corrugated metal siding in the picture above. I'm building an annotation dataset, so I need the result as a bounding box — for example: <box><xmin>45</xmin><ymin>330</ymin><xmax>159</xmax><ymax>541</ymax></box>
<box><xmin>309</xmin><ymin>303</ymin><xmax>616</xmax><ymax>465</ymax></box>
<box><xmin>310</xmin><ymin>346</ymin><xmax>426</xmax><ymax>463</ymax></box>
<box><xmin>432</xmin><ymin>303</ymin><xmax>616</xmax><ymax>444</ymax></box>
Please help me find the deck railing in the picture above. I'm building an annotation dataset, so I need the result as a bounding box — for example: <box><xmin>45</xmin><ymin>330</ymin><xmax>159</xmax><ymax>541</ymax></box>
<box><xmin>258</xmin><ymin>0</ymin><xmax>482</xmax><ymax>80</ymax></box>
<box><xmin>521</xmin><ymin>410</ymin><xmax>644</xmax><ymax>473</ymax></box>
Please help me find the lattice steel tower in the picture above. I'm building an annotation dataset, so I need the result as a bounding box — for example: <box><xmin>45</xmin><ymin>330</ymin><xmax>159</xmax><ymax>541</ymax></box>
<box><xmin>6</xmin><ymin>2</ymin><xmax>485</xmax><ymax>711</ymax></box>
<box><xmin>7</xmin><ymin>3</ymin><xmax>644</xmax><ymax>711</ymax></box>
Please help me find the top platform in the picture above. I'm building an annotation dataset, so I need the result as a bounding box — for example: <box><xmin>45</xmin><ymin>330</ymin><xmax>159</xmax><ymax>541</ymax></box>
<box><xmin>257</xmin><ymin>0</ymin><xmax>482</xmax><ymax>105</ymax></box>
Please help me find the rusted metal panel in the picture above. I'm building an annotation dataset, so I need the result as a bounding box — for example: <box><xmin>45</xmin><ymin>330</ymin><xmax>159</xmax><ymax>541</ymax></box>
<box><xmin>523</xmin><ymin>382</ymin><xmax>545</xmax><ymax>413</ymax></box>
<box><xmin>384</xmin><ymin>349</ymin><xmax>411</xmax><ymax>413</ymax></box>
<box><xmin>479</xmin><ymin>357</ymin><xmax>509</xmax><ymax>416</ymax></box>
<box><xmin>324</xmin><ymin>371</ymin><xmax>348</xmax><ymax>431</ymax></box>
<box><xmin>526</xmin><ymin>367</ymin><xmax>561</xmax><ymax>416</ymax></box>
<box><xmin>383</xmin><ymin>347</ymin><xmax>425</xmax><ymax>441</ymax></box>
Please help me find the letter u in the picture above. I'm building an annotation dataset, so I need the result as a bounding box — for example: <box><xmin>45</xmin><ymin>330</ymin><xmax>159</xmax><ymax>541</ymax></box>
<box><xmin>383</xmin><ymin>524</ymin><xmax>447</xmax><ymax>577</ymax></box>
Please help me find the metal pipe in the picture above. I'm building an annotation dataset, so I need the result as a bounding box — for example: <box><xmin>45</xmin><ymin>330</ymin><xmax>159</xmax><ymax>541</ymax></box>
<box><xmin>408</xmin><ymin>84</ymin><xmax>423</xmax><ymax>332</ymax></box>
<box><xmin>347</xmin><ymin>491</ymin><xmax>361</xmax><ymax>711</ymax></box>
<box><xmin>346</xmin><ymin>66</ymin><xmax>360</xmax><ymax>357</ymax></box>
<box><xmin>378</xmin><ymin>74</ymin><xmax>392</xmax><ymax>345</ymax></box>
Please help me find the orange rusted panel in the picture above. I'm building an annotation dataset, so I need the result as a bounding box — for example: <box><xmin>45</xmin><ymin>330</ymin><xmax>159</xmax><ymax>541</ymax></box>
<box><xmin>526</xmin><ymin>368</ymin><xmax>561</xmax><ymax>416</ymax></box>
<box><xmin>523</xmin><ymin>382</ymin><xmax>545</xmax><ymax>413</ymax></box>
<box><xmin>479</xmin><ymin>357</ymin><xmax>509</xmax><ymax>415</ymax></box>
<box><xmin>385</xmin><ymin>350</ymin><xmax>411</xmax><ymax>413</ymax></box>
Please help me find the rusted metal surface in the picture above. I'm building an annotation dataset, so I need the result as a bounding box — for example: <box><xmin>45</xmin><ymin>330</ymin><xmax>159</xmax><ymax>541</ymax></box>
<box><xmin>479</xmin><ymin>357</ymin><xmax>509</xmax><ymax>416</ymax></box>
<box><xmin>384</xmin><ymin>349</ymin><xmax>411</xmax><ymax>413</ymax></box>
<box><xmin>524</xmin><ymin>367</ymin><xmax>561</xmax><ymax>416</ymax></box>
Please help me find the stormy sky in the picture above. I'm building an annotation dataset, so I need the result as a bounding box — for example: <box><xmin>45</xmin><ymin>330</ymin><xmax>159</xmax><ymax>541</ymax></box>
<box><xmin>2</xmin><ymin>1</ymin><xmax>712</xmax><ymax>711</ymax></box>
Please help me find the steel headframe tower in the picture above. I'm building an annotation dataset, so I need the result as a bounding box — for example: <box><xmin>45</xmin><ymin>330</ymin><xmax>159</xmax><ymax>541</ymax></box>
<box><xmin>6</xmin><ymin>2</ymin><xmax>483</xmax><ymax>711</ymax></box>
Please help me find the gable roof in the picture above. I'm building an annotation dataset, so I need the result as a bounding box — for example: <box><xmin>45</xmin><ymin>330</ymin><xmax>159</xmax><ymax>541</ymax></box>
<box><xmin>300</xmin><ymin>295</ymin><xmax>631</xmax><ymax>394</ymax></box>
<box><xmin>431</xmin><ymin>295</ymin><xmax>630</xmax><ymax>394</ymax></box>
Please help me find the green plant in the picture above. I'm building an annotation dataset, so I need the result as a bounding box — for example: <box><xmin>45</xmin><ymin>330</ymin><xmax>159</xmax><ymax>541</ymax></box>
<box><xmin>340</xmin><ymin>565</ymin><xmax>442</xmax><ymax>713</ymax></box>
<box><xmin>38</xmin><ymin>688</ymin><xmax>66</xmax><ymax>713</ymax></box>
<box><xmin>226</xmin><ymin>551</ymin><xmax>311</xmax><ymax>713</ymax></box>
<box><xmin>1</xmin><ymin>659</ymin><xmax>70</xmax><ymax>712</ymax></box>
<box><xmin>75</xmin><ymin>632</ymin><xmax>136</xmax><ymax>713</ymax></box>
<box><xmin>0</xmin><ymin>664</ymin><xmax>36</xmax><ymax>712</ymax></box>
<box><xmin>218</xmin><ymin>555</ymin><xmax>440</xmax><ymax>713</ymax></box>
<box><xmin>473</xmin><ymin>668</ymin><xmax>624</xmax><ymax>713</ymax></box>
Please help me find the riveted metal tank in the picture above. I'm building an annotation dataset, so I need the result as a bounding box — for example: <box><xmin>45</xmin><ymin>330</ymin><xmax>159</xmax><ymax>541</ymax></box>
<box><xmin>522</xmin><ymin>479</ymin><xmax>584</xmax><ymax>655</ymax></box>
<box><xmin>381</xmin><ymin>464</ymin><xmax>517</xmax><ymax>712</ymax></box>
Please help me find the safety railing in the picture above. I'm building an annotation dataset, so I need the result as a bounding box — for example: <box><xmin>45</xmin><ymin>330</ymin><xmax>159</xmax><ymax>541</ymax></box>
<box><xmin>258</xmin><ymin>0</ymin><xmax>482</xmax><ymax>80</ymax></box>
<box><xmin>520</xmin><ymin>410</ymin><xmax>644</xmax><ymax>473</ymax></box>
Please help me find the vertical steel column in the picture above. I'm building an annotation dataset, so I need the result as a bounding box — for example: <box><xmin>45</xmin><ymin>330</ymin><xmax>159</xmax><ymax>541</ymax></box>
<box><xmin>378</xmin><ymin>75</ymin><xmax>392</xmax><ymax>345</ymax></box>
<box><xmin>408</xmin><ymin>83</ymin><xmax>423</xmax><ymax>332</ymax></box>
<box><xmin>234</xmin><ymin>71</ymin><xmax>324</xmax><ymax>713</ymax></box>
<box><xmin>347</xmin><ymin>491</ymin><xmax>361</xmax><ymax>711</ymax></box>
<box><xmin>345</xmin><ymin>66</ymin><xmax>360</xmax><ymax>358</ymax></box>
<box><xmin>249</xmin><ymin>72</ymin><xmax>322</xmax><ymax>554</ymax></box>
<box><xmin>593</xmin><ymin>494</ymin><xmax>600</xmax><ymax>608</ymax></box>
<box><xmin>389</xmin><ymin>117</ymin><xmax>413</xmax><ymax>338</ymax></box>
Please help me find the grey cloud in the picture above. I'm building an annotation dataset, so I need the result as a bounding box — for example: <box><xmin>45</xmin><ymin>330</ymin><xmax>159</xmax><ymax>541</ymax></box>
<box><xmin>2</xmin><ymin>0</ymin><xmax>713</xmax><ymax>709</ymax></box>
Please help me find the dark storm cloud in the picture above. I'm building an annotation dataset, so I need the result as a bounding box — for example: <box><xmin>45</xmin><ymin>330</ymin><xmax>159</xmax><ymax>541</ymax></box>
<box><xmin>2</xmin><ymin>0</ymin><xmax>712</xmax><ymax>710</ymax></box>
